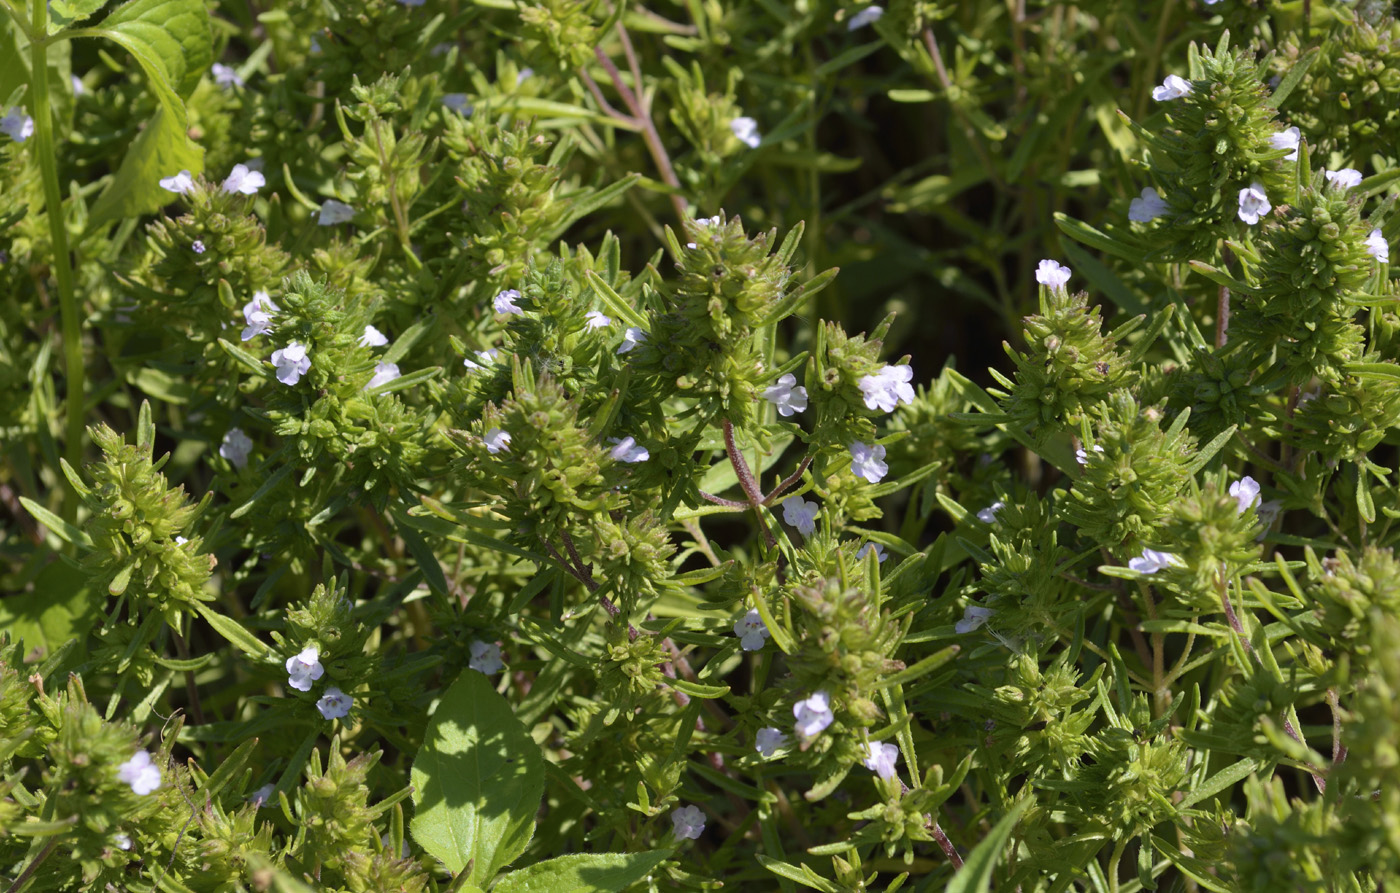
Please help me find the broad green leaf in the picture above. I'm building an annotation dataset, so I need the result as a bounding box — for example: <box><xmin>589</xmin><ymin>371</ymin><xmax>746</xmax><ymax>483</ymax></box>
<box><xmin>0</xmin><ymin>560</ymin><xmax>100</xmax><ymax>659</ymax></box>
<box><xmin>945</xmin><ymin>799</ymin><xmax>1031</xmax><ymax>893</ymax></box>
<box><xmin>85</xmin><ymin>96</ymin><xmax>202</xmax><ymax>227</ymax></box>
<box><xmin>491</xmin><ymin>851</ymin><xmax>670</xmax><ymax>893</ymax></box>
<box><xmin>411</xmin><ymin>670</ymin><xmax>544</xmax><ymax>885</ymax></box>
<box><xmin>81</xmin><ymin>0</ymin><xmax>212</xmax><ymax>100</ymax></box>
<box><xmin>49</xmin><ymin>0</ymin><xmax>111</xmax><ymax>32</ymax></box>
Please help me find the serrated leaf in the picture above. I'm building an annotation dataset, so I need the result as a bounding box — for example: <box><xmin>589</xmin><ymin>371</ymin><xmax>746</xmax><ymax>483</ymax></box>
<box><xmin>49</xmin><ymin>0</ymin><xmax>111</xmax><ymax>32</ymax></box>
<box><xmin>411</xmin><ymin>671</ymin><xmax>544</xmax><ymax>885</ymax></box>
<box><xmin>491</xmin><ymin>851</ymin><xmax>670</xmax><ymax>893</ymax></box>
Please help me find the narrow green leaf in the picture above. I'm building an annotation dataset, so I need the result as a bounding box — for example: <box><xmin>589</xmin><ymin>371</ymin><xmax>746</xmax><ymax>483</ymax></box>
<box><xmin>945</xmin><ymin>799</ymin><xmax>1031</xmax><ymax>893</ymax></box>
<box><xmin>193</xmin><ymin>602</ymin><xmax>271</xmax><ymax>660</ymax></box>
<box><xmin>411</xmin><ymin>671</ymin><xmax>544</xmax><ymax>884</ymax></box>
<box><xmin>394</xmin><ymin>508</ymin><xmax>448</xmax><ymax>596</ymax></box>
<box><xmin>878</xmin><ymin>645</ymin><xmax>959</xmax><ymax>689</ymax></box>
<box><xmin>491</xmin><ymin>851</ymin><xmax>670</xmax><ymax>893</ymax></box>
<box><xmin>1265</xmin><ymin>47</ymin><xmax>1317</xmax><ymax>109</ymax></box>
<box><xmin>1178</xmin><ymin>759</ymin><xmax>1256</xmax><ymax>809</ymax></box>
<box><xmin>669</xmin><ymin>679</ymin><xmax>729</xmax><ymax>699</ymax></box>
<box><xmin>1052</xmin><ymin>213</ymin><xmax>1137</xmax><ymax>261</ymax></box>
<box><xmin>19</xmin><ymin>496</ymin><xmax>93</xmax><ymax>548</ymax></box>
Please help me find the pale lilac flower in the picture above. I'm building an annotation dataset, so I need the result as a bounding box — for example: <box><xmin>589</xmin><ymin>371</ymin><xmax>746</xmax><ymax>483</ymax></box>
<box><xmin>733</xmin><ymin>609</ymin><xmax>769</xmax><ymax>651</ymax></box>
<box><xmin>365</xmin><ymin>362</ymin><xmax>400</xmax><ymax>390</ymax></box>
<box><xmin>317</xmin><ymin>200</ymin><xmax>355</xmax><ymax>225</ymax></box>
<box><xmin>857</xmin><ymin>542</ymin><xmax>887</xmax><ymax>562</ymax></box>
<box><xmin>222</xmin><ymin>163</ymin><xmax>265</xmax><ymax>196</ymax></box>
<box><xmin>191</xmin><ymin>240</ymin><xmax>206</xmax><ymax>254</ymax></box>
<box><xmin>1229</xmin><ymin>476</ymin><xmax>1260</xmax><ymax>514</ymax></box>
<box><xmin>71</xmin><ymin>75</ymin><xmax>85</xmax><ymax>97</ymax></box>
<box><xmin>493</xmin><ymin>289</ymin><xmax>524</xmax><ymax>316</ymax></box>
<box><xmin>1151</xmin><ymin>74</ymin><xmax>1192</xmax><ymax>101</ymax></box>
<box><xmin>782</xmin><ymin>496</ymin><xmax>819</xmax><ymax>537</ymax></box>
<box><xmin>608</xmin><ymin>436</ymin><xmax>649</xmax><ymax>463</ymax></box>
<box><xmin>1256</xmin><ymin>500</ymin><xmax>1283</xmax><ymax>530</ymax></box>
<box><xmin>0</xmin><ymin>109</ymin><xmax>34</xmax><ymax>142</ymax></box>
<box><xmin>763</xmin><ymin>373</ymin><xmax>808</xmax><ymax>416</ymax></box>
<box><xmin>159</xmin><ymin>170</ymin><xmax>194</xmax><ymax>194</ymax></box>
<box><xmin>117</xmin><ymin>750</ymin><xmax>162</xmax><ymax>795</ymax></box>
<box><xmin>442</xmin><ymin>93</ymin><xmax>472</xmax><ymax>114</ymax></box>
<box><xmin>618</xmin><ymin>326</ymin><xmax>646</xmax><ymax>354</ymax></box>
<box><xmin>862</xmin><ymin>741</ymin><xmax>900</xmax><ymax>779</ymax></box>
<box><xmin>240</xmin><ymin>291</ymin><xmax>279</xmax><ymax>341</ymax></box>
<box><xmin>211</xmin><ymin>62</ymin><xmax>244</xmax><ymax>89</ymax></box>
<box><xmin>114</xmin><ymin>833</ymin><xmax>133</xmax><ymax>850</ymax></box>
<box><xmin>484</xmin><ymin>428</ymin><xmax>511</xmax><ymax>454</ymax></box>
<box><xmin>730</xmin><ymin>116</ymin><xmax>761</xmax><ymax>149</ymax></box>
<box><xmin>585</xmin><ymin>310</ymin><xmax>611</xmax><ymax>330</ymax></box>
<box><xmin>858</xmin><ymin>364</ymin><xmax>915</xmax><ymax>413</ymax></box>
<box><xmin>976</xmin><ymin>501</ymin><xmax>1004</xmax><ymax>524</ymax></box>
<box><xmin>469</xmin><ymin>640</ymin><xmax>504</xmax><ymax>674</ymax></box>
<box><xmin>1035</xmin><ymin>259</ymin><xmax>1071</xmax><ymax>290</ymax></box>
<box><xmin>516</xmin><ymin>68</ymin><xmax>534</xmax><ymax>85</ymax></box>
<box><xmin>359</xmin><ymin>325</ymin><xmax>389</xmax><ymax>348</ymax></box>
<box><xmin>793</xmin><ymin>691</ymin><xmax>834</xmax><ymax>738</ymax></box>
<box><xmin>250</xmin><ymin>783</ymin><xmax>276</xmax><ymax>807</ymax></box>
<box><xmin>1237</xmin><ymin>183</ymin><xmax>1270</xmax><ymax>225</ymax></box>
<box><xmin>1324</xmin><ymin>168</ymin><xmax>1363</xmax><ymax>190</ymax></box>
<box><xmin>955</xmin><ymin>605</ymin><xmax>994</xmax><ymax>634</ymax></box>
<box><xmin>1076</xmin><ymin>444</ymin><xmax>1104</xmax><ymax>465</ymax></box>
<box><xmin>755</xmin><ymin>727</ymin><xmax>786</xmax><ymax>758</ymax></box>
<box><xmin>285</xmin><ymin>646</ymin><xmax>324</xmax><ymax>692</ymax></box>
<box><xmin>1128</xmin><ymin>548</ymin><xmax>1183</xmax><ymax>574</ymax></box>
<box><xmin>671</xmin><ymin>805</ymin><xmax>705</xmax><ymax>840</ymax></box>
<box><xmin>1270</xmin><ymin>126</ymin><xmax>1300</xmax><ymax>161</ymax></box>
<box><xmin>270</xmin><ymin>342</ymin><xmax>311</xmax><ymax>386</ymax></box>
<box><xmin>316</xmin><ymin>687</ymin><xmax>352</xmax><ymax>720</ymax></box>
<box><xmin>849</xmin><ymin>441</ymin><xmax>888</xmax><ymax>483</ymax></box>
<box><xmin>1128</xmin><ymin>187</ymin><xmax>1169</xmax><ymax>222</ymax></box>
<box><xmin>397</xmin><ymin>0</ymin><xmax>425</xmax><ymax>6</ymax></box>
<box><xmin>1366</xmin><ymin>228</ymin><xmax>1389</xmax><ymax>263</ymax></box>
<box><xmin>220</xmin><ymin>428</ymin><xmax>253</xmax><ymax>469</ymax></box>
<box><xmin>847</xmin><ymin>5</ymin><xmax>883</xmax><ymax>29</ymax></box>
<box><xmin>463</xmin><ymin>348</ymin><xmax>500</xmax><ymax>371</ymax></box>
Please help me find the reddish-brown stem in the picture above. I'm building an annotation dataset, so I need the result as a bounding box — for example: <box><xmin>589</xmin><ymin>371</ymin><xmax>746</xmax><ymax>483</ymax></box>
<box><xmin>722</xmin><ymin>419</ymin><xmax>765</xmax><ymax>506</ymax></box>
<box><xmin>1215</xmin><ymin>285</ymin><xmax>1230</xmax><ymax>349</ymax></box>
<box><xmin>1327</xmin><ymin>688</ymin><xmax>1347</xmax><ymax>766</ymax></box>
<box><xmin>762</xmin><ymin>455</ymin><xmax>813</xmax><ymax>505</ymax></box>
<box><xmin>1218</xmin><ymin>567</ymin><xmax>1254</xmax><ymax>659</ymax></box>
<box><xmin>1281</xmin><ymin>714</ymin><xmax>1327</xmax><ymax>793</ymax></box>
<box><xmin>698</xmin><ymin>490</ymin><xmax>748</xmax><ymax>509</ymax></box>
<box><xmin>932</xmin><ymin>818</ymin><xmax>964</xmax><ymax>869</ymax></box>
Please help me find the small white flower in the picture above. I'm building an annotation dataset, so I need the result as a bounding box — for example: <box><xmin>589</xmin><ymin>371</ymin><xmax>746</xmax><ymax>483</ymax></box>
<box><xmin>733</xmin><ymin>609</ymin><xmax>770</xmax><ymax>651</ymax></box>
<box><xmin>442</xmin><ymin>93</ymin><xmax>472</xmax><ymax>114</ymax></box>
<box><xmin>1237</xmin><ymin>183</ymin><xmax>1270</xmax><ymax>225</ymax></box>
<box><xmin>159</xmin><ymin>170</ymin><xmax>194</xmax><ymax>194</ymax></box>
<box><xmin>0</xmin><ymin>109</ymin><xmax>34</xmax><ymax>142</ymax></box>
<box><xmin>1075</xmin><ymin>444</ymin><xmax>1104</xmax><ymax>465</ymax></box>
<box><xmin>1229</xmin><ymin>476</ymin><xmax>1261</xmax><ymax>515</ymax></box>
<box><xmin>1270</xmin><ymin>126</ymin><xmax>1300</xmax><ymax>161</ymax></box>
<box><xmin>493</xmin><ymin>289</ymin><xmax>524</xmax><ymax>316</ymax></box>
<box><xmin>463</xmin><ymin>348</ymin><xmax>500</xmax><ymax>371</ymax></box>
<box><xmin>1128</xmin><ymin>548</ymin><xmax>1183</xmax><ymax>575</ymax></box>
<box><xmin>1365</xmin><ymin>228</ymin><xmax>1389</xmax><ymax>263</ymax></box>
<box><xmin>1151</xmin><ymin>74</ymin><xmax>1192</xmax><ymax>101</ymax></box>
<box><xmin>174</xmin><ymin>536</ymin><xmax>188</xmax><ymax>545</ymax></box>
<box><xmin>671</xmin><ymin>804</ymin><xmax>706</xmax><ymax>840</ymax></box>
<box><xmin>220</xmin><ymin>428</ymin><xmax>253</xmax><ymax>469</ymax></box>
<box><xmin>270</xmin><ymin>342</ymin><xmax>311</xmax><ymax>386</ymax></box>
<box><xmin>849</xmin><ymin>441</ymin><xmax>888</xmax><ymax>483</ymax></box>
<box><xmin>793</xmin><ymin>691</ymin><xmax>834</xmax><ymax>738</ymax></box>
<box><xmin>585</xmin><ymin>310</ymin><xmax>612</xmax><ymax>330</ymax></box>
<box><xmin>316</xmin><ymin>686</ymin><xmax>352</xmax><ymax>720</ymax></box>
<box><xmin>1256</xmin><ymin>499</ymin><xmax>1283</xmax><ymax>530</ymax></box>
<box><xmin>847</xmin><ymin>5</ymin><xmax>884</xmax><ymax>29</ymax></box>
<box><xmin>484</xmin><ymin>428</ymin><xmax>511</xmax><ymax>454</ymax></box>
<box><xmin>618</xmin><ymin>326</ymin><xmax>647</xmax><ymax>354</ymax></box>
<box><xmin>211</xmin><ymin>62</ymin><xmax>244</xmax><ymax>89</ymax></box>
<box><xmin>857</xmin><ymin>542</ymin><xmax>887</xmax><ymax>563</ymax></box>
<box><xmin>117</xmin><ymin>750</ymin><xmax>162</xmax><ymax>795</ymax></box>
<box><xmin>608</xmin><ymin>436</ymin><xmax>649</xmax><ymax>463</ymax></box>
<box><xmin>72</xmin><ymin>75</ymin><xmax>86</xmax><ymax>97</ymax></box>
<box><xmin>729</xmin><ymin>116</ymin><xmax>761</xmax><ymax>149</ymax></box>
<box><xmin>862</xmin><ymin>740</ymin><xmax>900</xmax><ymax>779</ymax></box>
<box><xmin>955</xmin><ymin>605</ymin><xmax>994</xmax><ymax>634</ymax></box>
<box><xmin>858</xmin><ymin>364</ymin><xmax>915</xmax><ymax>413</ymax></box>
<box><xmin>317</xmin><ymin>199</ymin><xmax>355</xmax><ymax>225</ymax></box>
<box><xmin>113</xmin><ymin>832</ymin><xmax>133</xmax><ymax>850</ymax></box>
<box><xmin>240</xmin><ymin>291</ymin><xmax>279</xmax><ymax>341</ymax></box>
<box><xmin>1128</xmin><ymin>187</ymin><xmax>1169</xmax><ymax>222</ymax></box>
<box><xmin>366</xmin><ymin>362</ymin><xmax>401</xmax><ymax>390</ymax></box>
<box><xmin>191</xmin><ymin>240</ymin><xmax>206</xmax><ymax>254</ymax></box>
<box><xmin>755</xmin><ymin>727</ymin><xmax>786</xmax><ymax>758</ymax></box>
<box><xmin>469</xmin><ymin>640</ymin><xmax>504</xmax><ymax>674</ymax></box>
<box><xmin>1035</xmin><ymin>259</ymin><xmax>1072</xmax><ymax>290</ymax></box>
<box><xmin>782</xmin><ymin>496</ymin><xmax>820</xmax><ymax>537</ymax></box>
<box><xmin>359</xmin><ymin>325</ymin><xmax>389</xmax><ymax>348</ymax></box>
<box><xmin>976</xmin><ymin>501</ymin><xmax>1004</xmax><ymax>524</ymax></box>
<box><xmin>763</xmin><ymin>373</ymin><xmax>808</xmax><ymax>416</ymax></box>
<box><xmin>222</xmin><ymin>163</ymin><xmax>265</xmax><ymax>196</ymax></box>
<box><xmin>516</xmin><ymin>68</ymin><xmax>534</xmax><ymax>85</ymax></box>
<box><xmin>250</xmin><ymin>783</ymin><xmax>277</xmax><ymax>807</ymax></box>
<box><xmin>1324</xmin><ymin>168</ymin><xmax>1363</xmax><ymax>190</ymax></box>
<box><xmin>285</xmin><ymin>646</ymin><xmax>324</xmax><ymax>692</ymax></box>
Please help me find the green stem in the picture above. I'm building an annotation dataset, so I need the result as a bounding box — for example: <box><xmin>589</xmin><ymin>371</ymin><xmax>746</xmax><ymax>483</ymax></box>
<box><xmin>28</xmin><ymin>0</ymin><xmax>84</xmax><ymax>516</ymax></box>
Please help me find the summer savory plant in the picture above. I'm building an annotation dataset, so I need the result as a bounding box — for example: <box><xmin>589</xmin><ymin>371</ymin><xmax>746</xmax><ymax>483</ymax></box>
<box><xmin>3</xmin><ymin>0</ymin><xmax>1400</xmax><ymax>890</ymax></box>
